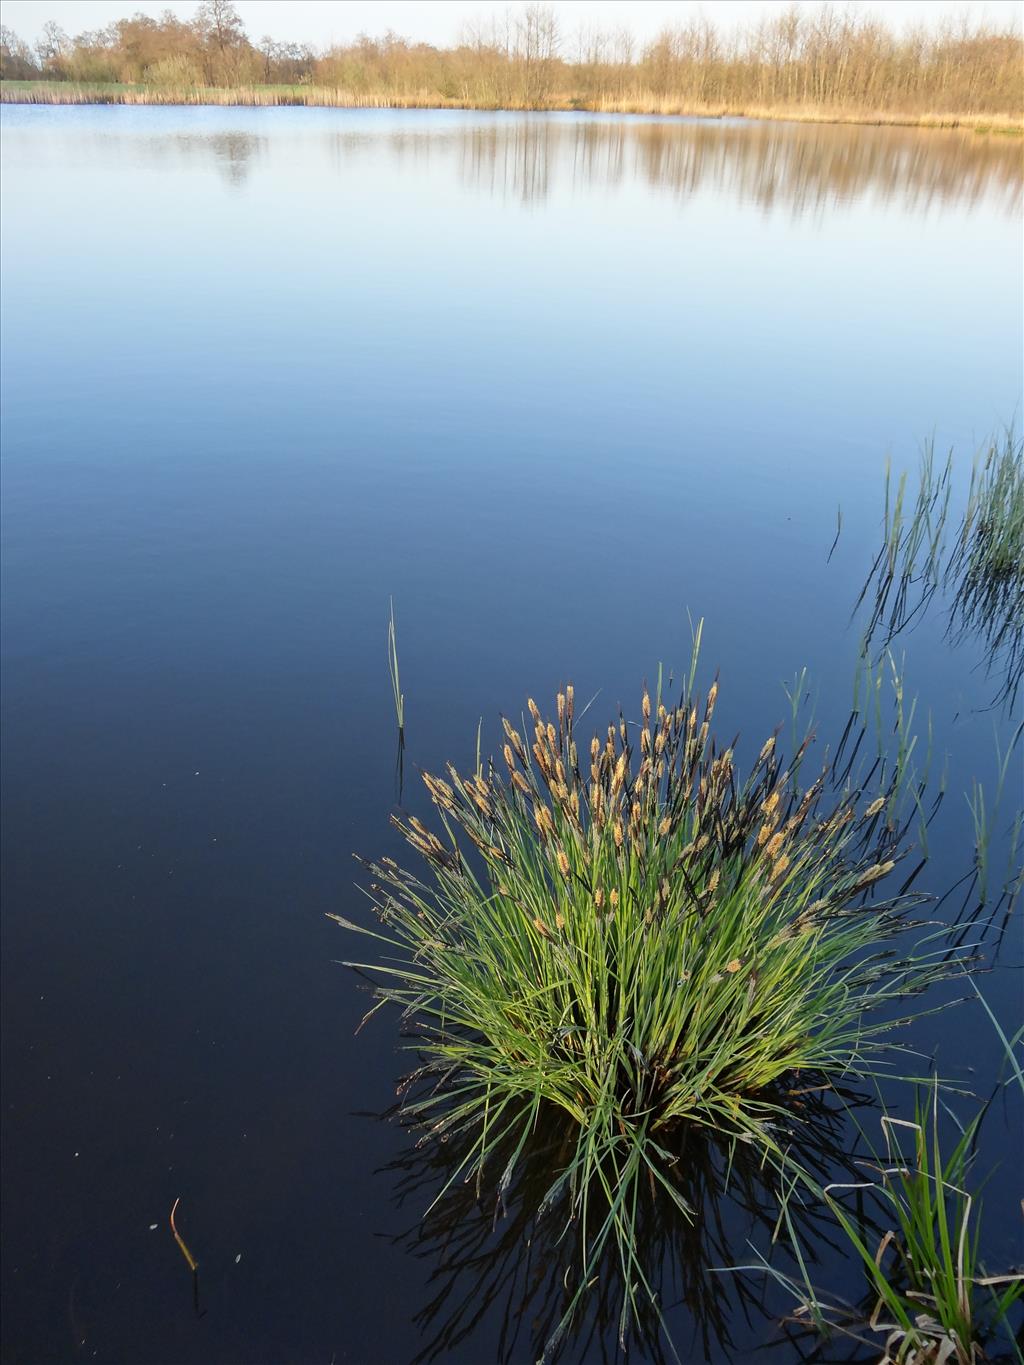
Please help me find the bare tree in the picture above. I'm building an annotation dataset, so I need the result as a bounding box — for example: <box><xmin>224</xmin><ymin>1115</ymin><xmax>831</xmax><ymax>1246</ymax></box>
<box><xmin>512</xmin><ymin>3</ymin><xmax>559</xmax><ymax>106</ymax></box>
<box><xmin>1</xmin><ymin>25</ymin><xmax>39</xmax><ymax>79</ymax></box>
<box><xmin>35</xmin><ymin>20</ymin><xmax>69</xmax><ymax>69</ymax></box>
<box><xmin>194</xmin><ymin>0</ymin><xmax>246</xmax><ymax>52</ymax></box>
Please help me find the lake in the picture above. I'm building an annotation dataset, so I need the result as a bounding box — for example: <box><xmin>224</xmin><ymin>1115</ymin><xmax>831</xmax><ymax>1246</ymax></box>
<box><xmin>1</xmin><ymin>106</ymin><xmax>1021</xmax><ymax>1364</ymax></box>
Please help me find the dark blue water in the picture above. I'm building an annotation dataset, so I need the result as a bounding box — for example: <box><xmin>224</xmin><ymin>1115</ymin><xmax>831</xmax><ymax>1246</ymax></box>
<box><xmin>2</xmin><ymin>107</ymin><xmax>1021</xmax><ymax>1364</ymax></box>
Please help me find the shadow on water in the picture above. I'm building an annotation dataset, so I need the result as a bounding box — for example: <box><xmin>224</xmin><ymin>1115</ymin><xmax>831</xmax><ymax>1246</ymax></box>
<box><xmin>377</xmin><ymin>1085</ymin><xmax>869</xmax><ymax>1365</ymax></box>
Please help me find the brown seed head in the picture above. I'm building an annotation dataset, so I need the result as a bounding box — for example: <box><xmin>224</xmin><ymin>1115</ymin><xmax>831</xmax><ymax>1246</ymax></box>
<box><xmin>765</xmin><ymin>831</ymin><xmax>786</xmax><ymax>861</ymax></box>
<box><xmin>612</xmin><ymin>753</ymin><xmax>627</xmax><ymax>791</ymax></box>
<box><xmin>860</xmin><ymin>860</ymin><xmax>896</xmax><ymax>884</ymax></box>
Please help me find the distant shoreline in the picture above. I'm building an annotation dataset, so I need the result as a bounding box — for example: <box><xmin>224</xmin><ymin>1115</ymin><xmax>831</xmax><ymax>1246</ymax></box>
<box><xmin>2</xmin><ymin>82</ymin><xmax>1021</xmax><ymax>134</ymax></box>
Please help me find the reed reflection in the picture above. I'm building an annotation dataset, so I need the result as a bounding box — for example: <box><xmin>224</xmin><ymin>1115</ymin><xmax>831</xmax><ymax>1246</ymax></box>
<box><xmin>380</xmin><ymin>1085</ymin><xmax>866</xmax><ymax>1365</ymax></box>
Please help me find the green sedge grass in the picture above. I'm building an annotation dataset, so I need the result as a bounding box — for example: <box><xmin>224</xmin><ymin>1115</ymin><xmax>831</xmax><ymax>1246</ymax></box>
<box><xmin>337</xmin><ymin>654</ymin><xmax>961</xmax><ymax>1355</ymax></box>
<box><xmin>947</xmin><ymin>429</ymin><xmax>1024</xmax><ymax>709</ymax></box>
<box><xmin>822</xmin><ymin>1081</ymin><xmax>1023</xmax><ymax>1363</ymax></box>
<box><xmin>855</xmin><ymin>429</ymin><xmax>1023</xmax><ymax>709</ymax></box>
<box><xmin>387</xmin><ymin>596</ymin><xmax>404</xmax><ymax>735</ymax></box>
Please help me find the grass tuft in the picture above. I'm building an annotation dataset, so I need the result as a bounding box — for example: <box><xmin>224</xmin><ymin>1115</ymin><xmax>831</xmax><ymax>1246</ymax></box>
<box><xmin>337</xmin><ymin>646</ymin><xmax>962</xmax><ymax>1351</ymax></box>
<box><xmin>819</xmin><ymin>1082</ymin><xmax>1024</xmax><ymax>1363</ymax></box>
<box><xmin>856</xmin><ymin>430</ymin><xmax>1024</xmax><ymax>709</ymax></box>
<box><xmin>947</xmin><ymin>430</ymin><xmax>1024</xmax><ymax>708</ymax></box>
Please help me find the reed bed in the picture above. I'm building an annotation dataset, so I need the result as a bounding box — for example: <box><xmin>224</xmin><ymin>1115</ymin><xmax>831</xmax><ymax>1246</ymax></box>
<box><xmin>338</xmin><ymin>649</ymin><xmax>959</xmax><ymax>1353</ymax></box>
<box><xmin>857</xmin><ymin>431</ymin><xmax>1024</xmax><ymax>709</ymax></box>
<box><xmin>2</xmin><ymin>81</ymin><xmax>1021</xmax><ymax>132</ymax></box>
<box><xmin>947</xmin><ymin>432</ymin><xmax>1024</xmax><ymax>707</ymax></box>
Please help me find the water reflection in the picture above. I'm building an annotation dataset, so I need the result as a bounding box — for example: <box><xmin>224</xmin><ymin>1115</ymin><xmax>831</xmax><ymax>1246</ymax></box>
<box><xmin>452</xmin><ymin>119</ymin><xmax>1022</xmax><ymax>214</ymax></box>
<box><xmin>382</xmin><ymin>1086</ymin><xmax>866</xmax><ymax>1364</ymax></box>
<box><xmin>51</xmin><ymin>113</ymin><xmax>1021</xmax><ymax>215</ymax></box>
<box><xmin>68</xmin><ymin>129</ymin><xmax>265</xmax><ymax>187</ymax></box>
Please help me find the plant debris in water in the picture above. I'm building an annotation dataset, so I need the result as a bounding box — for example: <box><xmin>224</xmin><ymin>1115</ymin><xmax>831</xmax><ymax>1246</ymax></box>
<box><xmin>764</xmin><ymin>1077</ymin><xmax>1024</xmax><ymax>1365</ymax></box>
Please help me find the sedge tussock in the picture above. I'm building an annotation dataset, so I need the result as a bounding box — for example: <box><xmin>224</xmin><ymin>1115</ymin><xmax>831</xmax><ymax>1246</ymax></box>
<box><xmin>339</xmin><ymin>655</ymin><xmax>962</xmax><ymax>1353</ymax></box>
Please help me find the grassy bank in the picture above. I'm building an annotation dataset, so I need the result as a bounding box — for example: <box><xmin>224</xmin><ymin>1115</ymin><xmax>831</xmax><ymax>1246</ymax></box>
<box><xmin>2</xmin><ymin>81</ymin><xmax>1021</xmax><ymax>133</ymax></box>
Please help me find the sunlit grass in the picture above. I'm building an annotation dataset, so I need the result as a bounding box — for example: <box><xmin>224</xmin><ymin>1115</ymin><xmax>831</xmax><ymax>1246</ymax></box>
<box><xmin>387</xmin><ymin>597</ymin><xmax>404</xmax><ymax>736</ymax></box>
<box><xmin>947</xmin><ymin>430</ymin><xmax>1024</xmax><ymax>706</ymax></box>
<box><xmin>337</xmin><ymin>643</ymin><xmax>959</xmax><ymax>1351</ymax></box>
<box><xmin>826</xmin><ymin>1085</ymin><xmax>1022</xmax><ymax>1363</ymax></box>
<box><xmin>2</xmin><ymin>81</ymin><xmax>1022</xmax><ymax>131</ymax></box>
<box><xmin>740</xmin><ymin>992</ymin><xmax>1024</xmax><ymax>1364</ymax></box>
<box><xmin>856</xmin><ymin>430</ymin><xmax>1024</xmax><ymax>708</ymax></box>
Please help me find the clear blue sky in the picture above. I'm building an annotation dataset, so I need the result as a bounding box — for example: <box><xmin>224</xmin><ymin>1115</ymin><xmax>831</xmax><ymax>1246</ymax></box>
<box><xmin>3</xmin><ymin>0</ymin><xmax>1021</xmax><ymax>47</ymax></box>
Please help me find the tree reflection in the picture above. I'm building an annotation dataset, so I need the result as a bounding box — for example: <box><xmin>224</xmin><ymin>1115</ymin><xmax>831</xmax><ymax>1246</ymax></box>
<box><xmin>102</xmin><ymin>117</ymin><xmax>1019</xmax><ymax>215</ymax></box>
<box><xmin>451</xmin><ymin>118</ymin><xmax>1022</xmax><ymax>214</ymax></box>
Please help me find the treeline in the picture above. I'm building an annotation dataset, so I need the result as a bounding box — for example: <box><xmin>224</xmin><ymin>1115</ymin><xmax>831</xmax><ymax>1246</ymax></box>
<box><xmin>1</xmin><ymin>0</ymin><xmax>1022</xmax><ymax>118</ymax></box>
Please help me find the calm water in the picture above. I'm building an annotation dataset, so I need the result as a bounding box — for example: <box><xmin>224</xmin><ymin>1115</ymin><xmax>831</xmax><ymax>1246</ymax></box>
<box><xmin>1</xmin><ymin>107</ymin><xmax>1022</xmax><ymax>1364</ymax></box>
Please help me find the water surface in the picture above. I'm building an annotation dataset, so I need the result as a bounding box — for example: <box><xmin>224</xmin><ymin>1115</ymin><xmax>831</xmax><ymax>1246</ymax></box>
<box><xmin>1</xmin><ymin>107</ymin><xmax>1021</xmax><ymax>1364</ymax></box>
